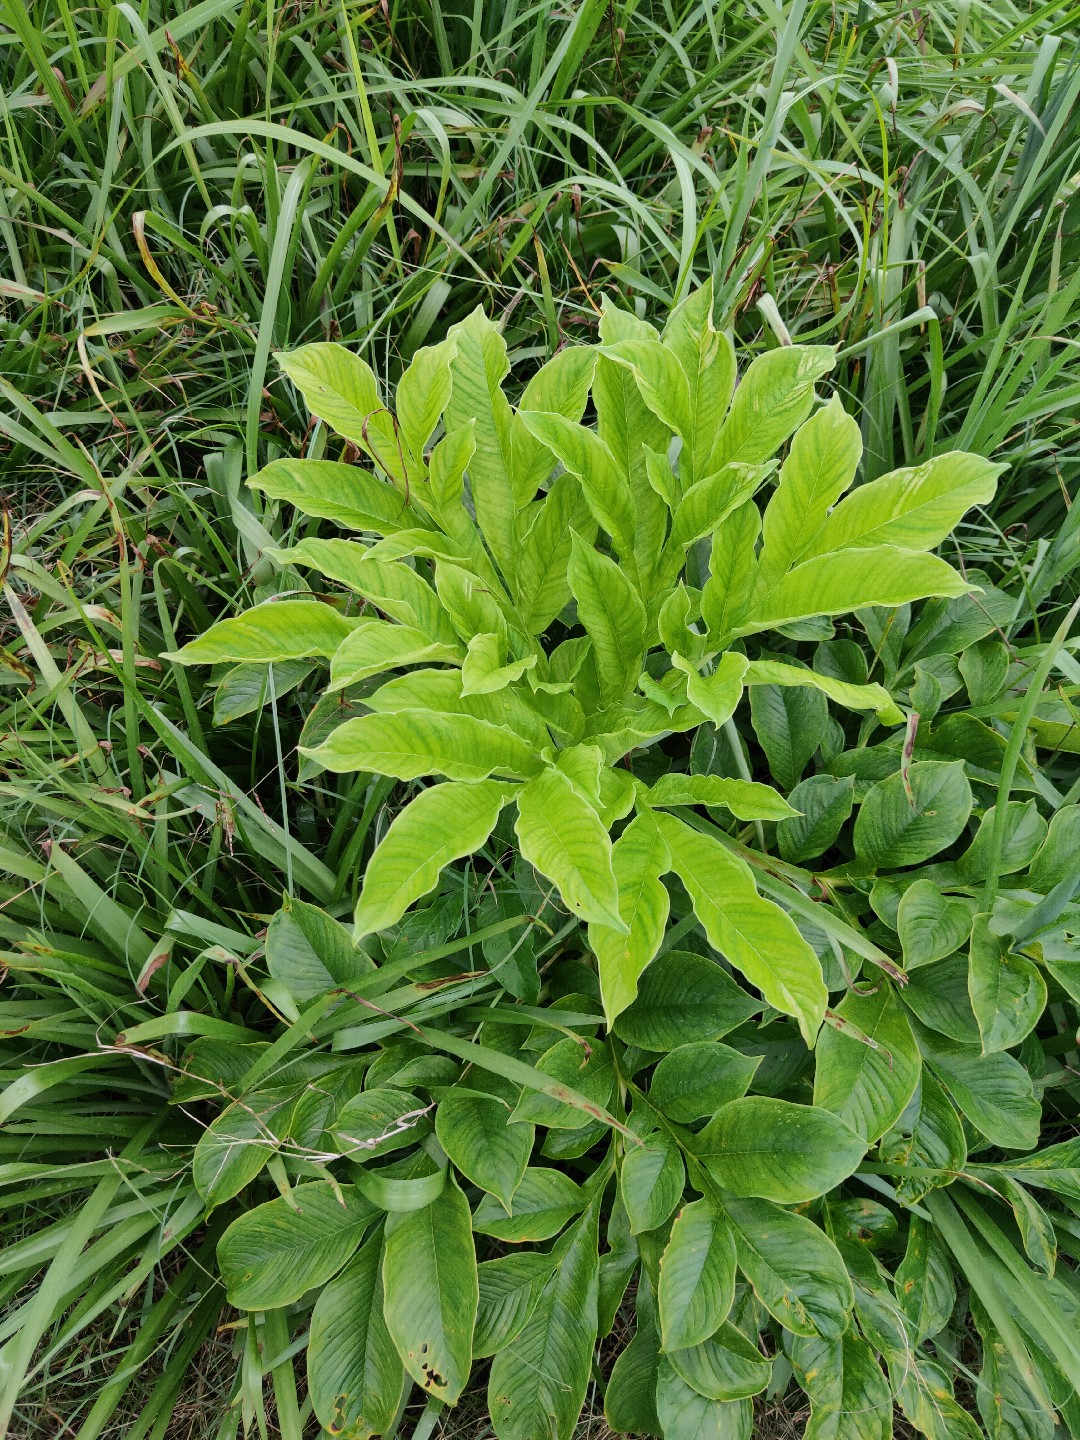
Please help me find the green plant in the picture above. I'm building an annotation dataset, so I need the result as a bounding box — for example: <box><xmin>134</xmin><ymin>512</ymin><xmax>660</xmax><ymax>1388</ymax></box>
<box><xmin>159</xmin><ymin>284</ymin><xmax>1080</xmax><ymax>1439</ymax></box>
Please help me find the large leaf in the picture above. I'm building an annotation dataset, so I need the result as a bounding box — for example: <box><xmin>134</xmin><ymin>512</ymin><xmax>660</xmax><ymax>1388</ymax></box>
<box><xmin>510</xmin><ymin>1036</ymin><xmax>615</xmax><ymax>1131</ymax></box>
<box><xmin>723</xmin><ymin>1195</ymin><xmax>854</xmax><ymax>1339</ymax></box>
<box><xmin>879</xmin><ymin>1073</ymin><xmax>968</xmax><ymax>1206</ymax></box>
<box><xmin>515</xmin><ymin>765</ymin><xmax>624</xmax><ymax>929</ymax></box>
<box><xmin>444</xmin><ymin>307</ymin><xmax>517</xmax><ymax>569</ymax></box>
<box><xmin>396</xmin><ymin>334</ymin><xmax>456</xmax><ymax>460</ymax></box>
<box><xmin>700</xmin><ymin>501</ymin><xmax>760</xmax><ymax>644</ymax></box>
<box><xmin>354</xmin><ymin>780</ymin><xmax>515</xmax><ymax>937</ymax></box>
<box><xmin>587</xmin><ymin>809</ymin><xmax>671</xmax><ymax>1024</ymax></box>
<box><xmin>488</xmin><ymin>1201</ymin><xmax>600</xmax><ymax>1440</ymax></box>
<box><xmin>382</xmin><ymin>1179</ymin><xmax>478</xmax><ymax>1403</ymax></box>
<box><xmin>472</xmin><ymin>1167</ymin><xmax>585</xmax><ymax>1243</ymax></box>
<box><xmin>916</xmin><ymin>1024</ymin><xmax>1041</xmax><ymax>1150</ymax></box>
<box><xmin>814</xmin><ymin>985</ymin><xmax>921</xmax><ymax>1142</ymax></box>
<box><xmin>645</xmin><ymin>773</ymin><xmax>797</xmax><ymax>821</ymax></box>
<box><xmin>658</xmin><ymin>1196</ymin><xmax>737</xmax><ymax>1351</ymax></box>
<box><xmin>694</xmin><ymin>1097</ymin><xmax>865</xmax><ymax>1203</ymax></box>
<box><xmin>744</xmin><ymin>658</ymin><xmax>903</xmax><ymax>726</ymax></box>
<box><xmin>620</xmin><ymin>1133</ymin><xmax>685</xmax><ymax>1234</ymax></box>
<box><xmin>308</xmin><ymin>1230</ymin><xmax>407</xmax><ymax>1440</ymax></box>
<box><xmin>662</xmin><ymin>281</ymin><xmax>737</xmax><ymax>486</ymax></box>
<box><xmin>804</xmin><ymin>451</ymin><xmax>1003</xmax><ymax>557</ymax></box>
<box><xmin>302</xmin><ymin>709</ymin><xmax>541</xmax><ymax>781</ymax></box>
<box><xmin>166</xmin><ymin>599</ymin><xmax>358</xmax><ymax>664</ymax></box>
<box><xmin>667</xmin><ymin>1325</ymin><xmax>771</xmax><ymax>1402</ymax></box>
<box><xmin>742</xmin><ymin>547</ymin><xmax>971</xmax><ymax>633</ymax></box>
<box><xmin>757</xmin><ymin>395</ymin><xmax>861</xmax><ymax>587</ymax></box>
<box><xmin>790</xmin><ymin>1330</ymin><xmax>894</xmax><ymax>1440</ymax></box>
<box><xmin>217</xmin><ymin>1182</ymin><xmax>376</xmax><ymax>1309</ymax></box>
<box><xmin>278</xmin><ymin>343</ymin><xmax>404</xmax><ymax>480</ymax></box>
<box><xmin>711</xmin><ymin>345</ymin><xmax>836</xmax><ymax>470</ymax></box>
<box><xmin>249</xmin><ymin>457</ymin><xmax>423</xmax><ymax>533</ymax></box>
<box><xmin>777</xmin><ymin>774</ymin><xmax>856</xmax><ymax>864</ymax></box>
<box><xmin>513</xmin><ymin>474</ymin><xmax>591</xmax><ymax>633</ymax></box>
<box><xmin>328</xmin><ymin>620</ymin><xmax>463</xmax><ymax>688</ymax></box>
<box><xmin>747</xmin><ymin>675</ymin><xmax>828</xmax><ymax>792</ymax></box>
<box><xmin>474</xmin><ymin>1252</ymin><xmax>556</xmax><ymax>1358</ymax></box>
<box><xmin>656</xmin><ymin>1357</ymin><xmax>753</xmax><ymax>1439</ymax></box>
<box><xmin>897</xmin><ymin>880</ymin><xmax>976</xmax><ymax>969</ymax></box>
<box><xmin>567</xmin><ymin>532</ymin><xmax>647</xmax><ymax>705</ymax></box>
<box><xmin>435</xmin><ymin>1091</ymin><xmax>533</xmax><ymax>1212</ymax></box>
<box><xmin>614</xmin><ymin>949</ymin><xmax>760</xmax><ymax>1052</ymax></box>
<box><xmin>649</xmin><ymin>1042</ymin><xmax>759</xmax><ymax>1123</ymax></box>
<box><xmin>968</xmin><ymin>913</ymin><xmax>1046</xmax><ymax>1054</ymax></box>
<box><xmin>655</xmin><ymin>813</ymin><xmax>827</xmax><ymax>1046</ymax></box>
<box><xmin>854</xmin><ymin>761</ymin><xmax>973</xmax><ymax>870</ymax></box>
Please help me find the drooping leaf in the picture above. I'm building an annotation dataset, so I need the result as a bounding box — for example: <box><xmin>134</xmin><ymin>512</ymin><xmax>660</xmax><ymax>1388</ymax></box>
<box><xmin>278</xmin><ymin>343</ymin><xmax>404</xmax><ymax>480</ymax></box>
<box><xmin>302</xmin><ymin>709</ymin><xmax>541</xmax><ymax>781</ymax></box>
<box><xmin>744</xmin><ymin>658</ymin><xmax>903</xmax><ymax>725</ymax></box>
<box><xmin>435</xmin><ymin>1091</ymin><xmax>533</xmax><ymax>1212</ymax></box>
<box><xmin>711</xmin><ymin>345</ymin><xmax>836</xmax><ymax>470</ymax></box>
<box><xmin>328</xmin><ymin>620</ymin><xmax>463</xmax><ymax>689</ymax></box>
<box><xmin>814</xmin><ymin>984</ymin><xmax>921</xmax><ymax>1142</ymax></box>
<box><xmin>655</xmin><ymin>813</ymin><xmax>827</xmax><ymax>1047</ymax></box>
<box><xmin>217</xmin><ymin>1182</ymin><xmax>376</xmax><ymax>1309</ymax></box>
<box><xmin>248</xmin><ymin>457</ymin><xmax>423</xmax><ymax>533</ymax></box>
<box><xmin>474</xmin><ymin>1252</ymin><xmax>556</xmax><ymax>1358</ymax></box>
<box><xmin>655</xmin><ymin>1357</ymin><xmax>753</xmax><ymax>1439</ymax></box>
<box><xmin>694</xmin><ymin>1097</ymin><xmax>865</xmax><ymax>1203</ymax></box>
<box><xmin>667</xmin><ymin>1325</ymin><xmax>772</xmax><ymax>1402</ymax></box>
<box><xmin>272</xmin><ymin>539</ymin><xmax>456</xmax><ymax>641</ymax></box>
<box><xmin>604</xmin><ymin>1318</ymin><xmax>662</xmax><ymax>1437</ymax></box>
<box><xmin>308</xmin><ymin>1230</ymin><xmax>407</xmax><ymax>1440</ymax></box>
<box><xmin>790</xmin><ymin>1330</ymin><xmax>893</xmax><ymax>1440</ymax></box>
<box><xmin>382</xmin><ymin>1178</ymin><xmax>478</xmax><ymax>1403</ymax></box>
<box><xmin>354</xmin><ymin>780</ymin><xmax>515</xmax><ymax>938</ymax></box>
<box><xmin>658</xmin><ymin>1196</ymin><xmax>737</xmax><ymax>1351</ymax></box>
<box><xmin>515</xmin><ymin>765</ymin><xmax>624</xmax><ymax>930</ymax></box>
<box><xmin>472</xmin><ymin>1167</ymin><xmax>585</xmax><ymax>1243</ymax></box>
<box><xmin>645</xmin><ymin>773</ymin><xmax>797</xmax><ymax>821</ymax></box>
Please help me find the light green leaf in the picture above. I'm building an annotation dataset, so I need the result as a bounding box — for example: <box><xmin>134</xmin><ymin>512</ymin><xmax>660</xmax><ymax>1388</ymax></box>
<box><xmin>436</xmin><ymin>1091</ymin><xmax>533</xmax><ymax>1212</ymax></box>
<box><xmin>567</xmin><ymin>532</ymin><xmax>647</xmax><ymax>706</ymax></box>
<box><xmin>895</xmin><ymin>1216</ymin><xmax>956</xmax><ymax>1344</ymax></box>
<box><xmin>658</xmin><ymin>1196</ymin><xmax>737</xmax><ymax>1351</ymax></box>
<box><xmin>694</xmin><ymin>1097</ymin><xmax>865</xmax><ymax>1203</ymax></box>
<box><xmin>217</xmin><ymin>1182</ymin><xmax>376</xmax><ymax>1309</ymax></box>
<box><xmin>968</xmin><ymin>914</ymin><xmax>1046</xmax><ymax>1055</ymax></box>
<box><xmin>791</xmin><ymin>1330</ymin><xmax>894</xmax><ymax>1440</ymax></box>
<box><xmin>510</xmin><ymin>1036</ymin><xmax>615</xmax><ymax>1131</ymax></box>
<box><xmin>428</xmin><ymin>421</ymin><xmax>476</xmax><ymax>511</ymax></box>
<box><xmin>434</xmin><ymin>560</ymin><xmax>506</xmax><ymax>639</ymax></box>
<box><xmin>742</xmin><ymin>546</ymin><xmax>971</xmax><ymax>633</ymax></box>
<box><xmin>382</xmin><ymin>1178</ymin><xmax>477</xmax><ymax>1404</ymax></box>
<box><xmin>879</xmin><ymin>1073</ymin><xmax>968</xmax><ymax>1206</ymax></box>
<box><xmin>445</xmin><ymin>307</ymin><xmax>517</xmax><ymax>570</ymax></box>
<box><xmin>854</xmin><ymin>761</ymin><xmax>972</xmax><ymax>870</ymax></box>
<box><xmin>329</xmin><ymin>620</ymin><xmax>463</xmax><ymax>689</ymax></box>
<box><xmin>366</xmin><ymin>668</ymin><xmax>551</xmax><ymax>750</ymax></box>
<box><xmin>723</xmin><ymin>1194</ymin><xmax>854</xmax><ymax>1339</ymax></box>
<box><xmin>396</xmin><ymin>334</ymin><xmax>457</xmax><ymax>460</ymax></box>
<box><xmin>515</xmin><ymin>765</ymin><xmax>624</xmax><ymax>929</ymax></box>
<box><xmin>513</xmin><ymin>474</ymin><xmax>593</xmax><ymax>633</ymax></box>
<box><xmin>600</xmin><ymin>337</ymin><xmax>692</xmax><ymax>444</ymax></box>
<box><xmin>814</xmin><ymin>985</ymin><xmax>921</xmax><ymax>1142</ymax></box>
<box><xmin>677</xmin><ymin>651</ymin><xmax>748</xmax><ymax>728</ymax></box>
<box><xmin>272</xmin><ymin>538</ymin><xmax>456</xmax><ymax>642</ymax></box>
<box><xmin>662</xmin><ymin>280</ymin><xmax>737</xmax><ymax>487</ymax></box>
<box><xmin>711</xmin><ymin>345</ymin><xmax>836</xmax><ymax>471</ymax></box>
<box><xmin>668</xmin><ymin>464</ymin><xmax>762</xmax><ymax>551</ymax></box>
<box><xmin>165</xmin><ymin>599</ymin><xmax>359</xmax><ymax>664</ymax></box>
<box><xmin>744</xmin><ymin>658</ymin><xmax>903</xmax><ymax>725</ymax></box>
<box><xmin>804</xmin><ymin>452</ymin><xmax>1003</xmax><ymax>557</ymax></box>
<box><xmin>302</xmin><ymin>709</ymin><xmax>541</xmax><ymax>781</ymax></box>
<box><xmin>248</xmin><ymin>457</ymin><xmax>423</xmax><ymax>534</ymax></box>
<box><xmin>308</xmin><ymin>1230</ymin><xmax>407</xmax><ymax>1440</ymax></box>
<box><xmin>654</xmin><ymin>814</ymin><xmax>827</xmax><ymax>1047</ymax></box>
<box><xmin>488</xmin><ymin>1202</ymin><xmax>600</xmax><ymax>1440</ymax></box>
<box><xmin>462</xmin><ymin>632</ymin><xmax>536</xmax><ymax>694</ymax></box>
<box><xmin>656</xmin><ymin>1357</ymin><xmax>753</xmax><ymax>1440</ymax></box>
<box><xmin>279</xmin><ymin>343</ymin><xmax>405</xmax><ymax>481</ymax></box>
<box><xmin>700</xmin><ymin>501</ymin><xmax>760</xmax><ymax>644</ymax></box>
<box><xmin>592</xmin><ymin>348</ymin><xmax>669</xmax><ymax>586</ymax></box>
<box><xmin>518</xmin><ymin>411</ymin><xmax>637</xmax><ymax>574</ymax></box>
<box><xmin>757</xmin><ymin>395</ymin><xmax>862</xmax><ymax>587</ymax></box>
<box><xmin>644</xmin><ymin>773</ymin><xmax>797</xmax><ymax>821</ymax></box>
<box><xmin>192</xmin><ymin>1090</ymin><xmax>289</xmax><ymax>1207</ymax></box>
<box><xmin>587</xmin><ymin>810</ymin><xmax>671</xmax><ymax>1025</ymax></box>
<box><xmin>354</xmin><ymin>780</ymin><xmax>515</xmax><ymax>937</ymax></box>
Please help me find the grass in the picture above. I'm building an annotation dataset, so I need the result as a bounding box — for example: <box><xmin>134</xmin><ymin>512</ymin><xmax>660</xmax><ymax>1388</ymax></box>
<box><xmin>1</xmin><ymin>0</ymin><xmax>1079</xmax><ymax>1436</ymax></box>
